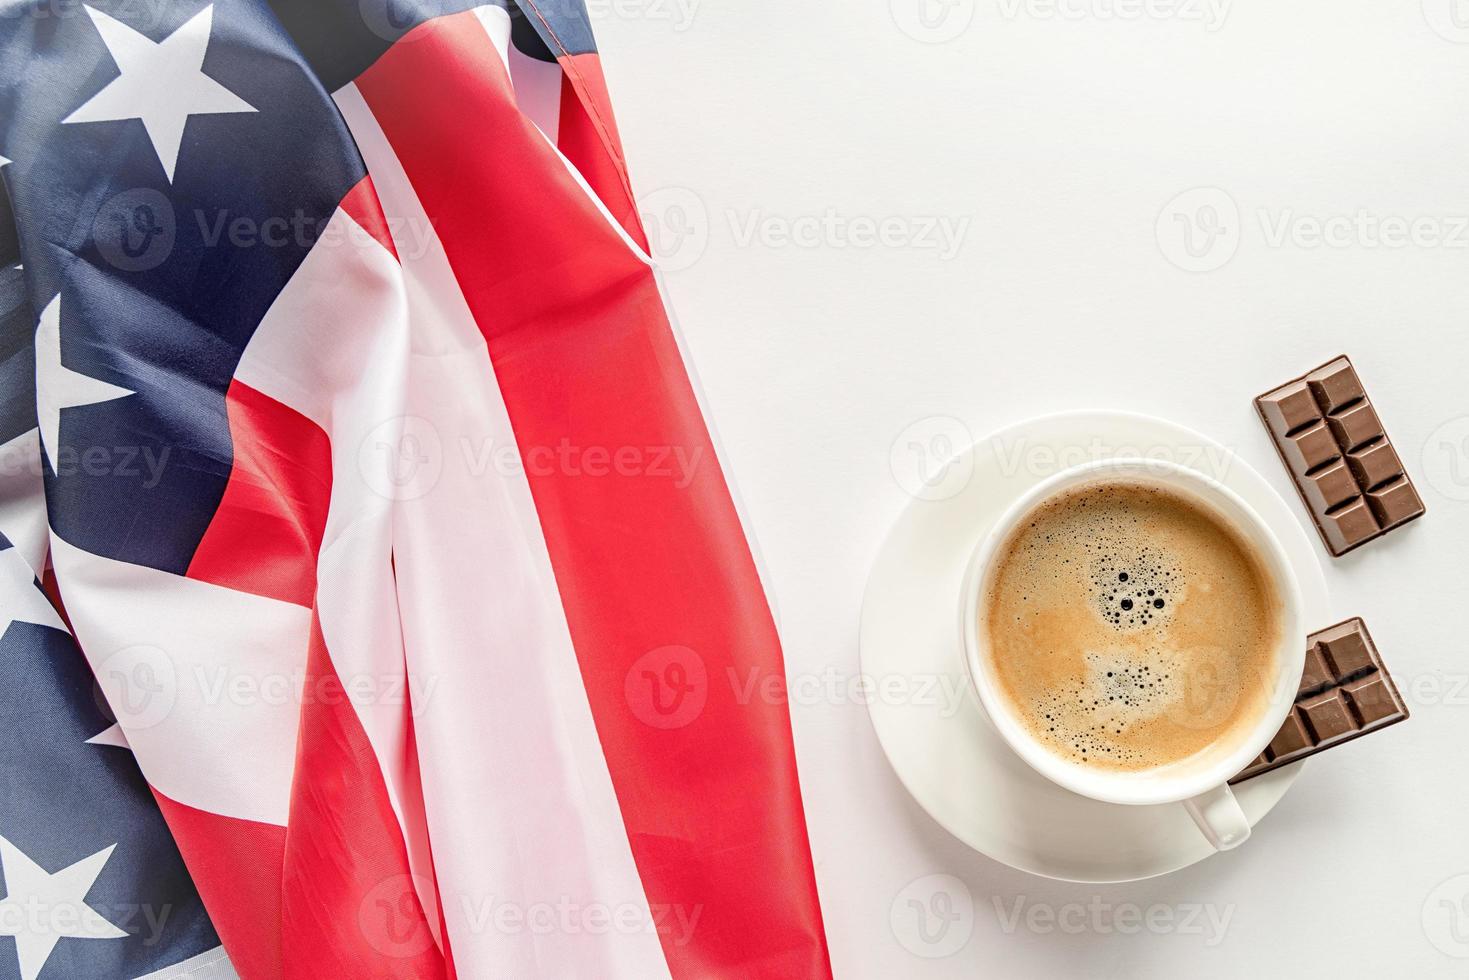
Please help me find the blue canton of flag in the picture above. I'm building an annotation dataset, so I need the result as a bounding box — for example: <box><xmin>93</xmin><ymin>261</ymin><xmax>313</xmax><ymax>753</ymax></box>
<box><xmin>0</xmin><ymin>0</ymin><xmax>362</xmax><ymax>575</ymax></box>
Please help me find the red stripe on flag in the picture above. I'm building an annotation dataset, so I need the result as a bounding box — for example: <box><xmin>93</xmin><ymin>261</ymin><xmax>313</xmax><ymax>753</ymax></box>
<box><xmin>339</xmin><ymin>175</ymin><xmax>400</xmax><ymax>260</ymax></box>
<box><xmin>151</xmin><ymin>792</ymin><xmax>286</xmax><ymax>980</ymax></box>
<box><xmin>279</xmin><ymin>615</ymin><xmax>448</xmax><ymax>980</ymax></box>
<box><xmin>554</xmin><ymin>53</ymin><xmax>646</xmax><ymax>248</ymax></box>
<box><xmin>39</xmin><ymin>567</ymin><xmax>70</xmax><ymax>632</ymax></box>
<box><xmin>356</xmin><ymin>14</ymin><xmax>832</xmax><ymax>979</ymax></box>
<box><xmin>186</xmin><ymin>380</ymin><xmax>331</xmax><ymax>608</ymax></box>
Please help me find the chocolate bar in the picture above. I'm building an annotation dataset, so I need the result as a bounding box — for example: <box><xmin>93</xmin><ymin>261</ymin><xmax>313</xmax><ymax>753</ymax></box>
<box><xmin>1256</xmin><ymin>356</ymin><xmax>1425</xmax><ymax>556</ymax></box>
<box><xmin>1231</xmin><ymin>618</ymin><xmax>1408</xmax><ymax>783</ymax></box>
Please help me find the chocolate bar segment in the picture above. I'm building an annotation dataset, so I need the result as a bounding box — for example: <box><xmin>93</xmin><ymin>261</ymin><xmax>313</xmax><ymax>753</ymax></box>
<box><xmin>1300</xmin><ymin>459</ymin><xmax>1358</xmax><ymax>513</ymax></box>
<box><xmin>1314</xmin><ymin>621</ymin><xmax>1375</xmax><ymax>677</ymax></box>
<box><xmin>1346</xmin><ymin>440</ymin><xmax>1402</xmax><ymax>490</ymax></box>
<box><xmin>1342</xmin><ymin>675</ymin><xmax>1398</xmax><ymax>726</ymax></box>
<box><xmin>1319</xmin><ymin>497</ymin><xmax>1377</xmax><ymax>556</ymax></box>
<box><xmin>1367</xmin><ymin>477</ymin><xmax>1423</xmax><ymax>528</ymax></box>
<box><xmin>1255</xmin><ymin>355</ymin><xmax>1425</xmax><ymax>556</ymax></box>
<box><xmin>1231</xmin><ymin>618</ymin><xmax>1408</xmax><ymax>783</ymax></box>
<box><xmin>1304</xmin><ymin>359</ymin><xmax>1364</xmax><ymax>414</ymax></box>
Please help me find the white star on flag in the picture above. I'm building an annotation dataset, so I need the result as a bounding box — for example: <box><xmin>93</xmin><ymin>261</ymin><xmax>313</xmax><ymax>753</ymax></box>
<box><xmin>0</xmin><ymin>154</ymin><xmax>10</xmax><ymax>168</ymax></box>
<box><xmin>62</xmin><ymin>4</ymin><xmax>255</xmax><ymax>182</ymax></box>
<box><xmin>0</xmin><ymin>545</ymin><xmax>65</xmax><ymax>639</ymax></box>
<box><xmin>34</xmin><ymin>295</ymin><xmax>134</xmax><ymax>472</ymax></box>
<box><xmin>0</xmin><ymin>836</ymin><xmax>126</xmax><ymax>980</ymax></box>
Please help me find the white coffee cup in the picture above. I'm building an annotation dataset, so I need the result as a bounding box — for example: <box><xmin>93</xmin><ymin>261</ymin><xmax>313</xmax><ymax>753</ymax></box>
<box><xmin>959</xmin><ymin>458</ymin><xmax>1306</xmax><ymax>851</ymax></box>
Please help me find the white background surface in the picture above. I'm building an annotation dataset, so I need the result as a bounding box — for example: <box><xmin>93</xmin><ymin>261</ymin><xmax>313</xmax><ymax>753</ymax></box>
<box><xmin>595</xmin><ymin>2</ymin><xmax>1469</xmax><ymax>976</ymax></box>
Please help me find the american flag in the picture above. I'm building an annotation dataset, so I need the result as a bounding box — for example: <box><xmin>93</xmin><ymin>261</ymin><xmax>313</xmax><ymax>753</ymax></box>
<box><xmin>0</xmin><ymin>1</ymin><xmax>832</xmax><ymax>977</ymax></box>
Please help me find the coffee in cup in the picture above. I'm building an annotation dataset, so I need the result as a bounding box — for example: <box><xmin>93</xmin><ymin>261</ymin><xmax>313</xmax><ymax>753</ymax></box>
<box><xmin>981</xmin><ymin>480</ymin><xmax>1284</xmax><ymax>775</ymax></box>
<box><xmin>962</xmin><ymin>458</ymin><xmax>1307</xmax><ymax>850</ymax></box>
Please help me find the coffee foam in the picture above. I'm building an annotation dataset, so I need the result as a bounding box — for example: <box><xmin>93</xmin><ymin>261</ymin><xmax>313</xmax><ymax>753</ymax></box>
<box><xmin>983</xmin><ymin>481</ymin><xmax>1281</xmax><ymax>773</ymax></box>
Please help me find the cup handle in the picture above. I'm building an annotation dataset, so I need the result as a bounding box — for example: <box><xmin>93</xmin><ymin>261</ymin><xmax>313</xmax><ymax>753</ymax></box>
<box><xmin>1183</xmin><ymin>784</ymin><xmax>1251</xmax><ymax>851</ymax></box>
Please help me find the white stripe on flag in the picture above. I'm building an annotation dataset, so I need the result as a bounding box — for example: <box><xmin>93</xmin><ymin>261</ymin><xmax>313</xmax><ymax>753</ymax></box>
<box><xmin>471</xmin><ymin>3</ymin><xmax>511</xmax><ymax>69</ymax></box>
<box><xmin>49</xmin><ymin>533</ymin><xmax>308</xmax><ymax>827</ymax></box>
<box><xmin>507</xmin><ymin>38</ymin><xmax>562</xmax><ymax>139</ymax></box>
<box><xmin>132</xmin><ymin>946</ymin><xmax>238</xmax><ymax>980</ymax></box>
<box><xmin>334</xmin><ymin>80</ymin><xmax>675</xmax><ymax>980</ymax></box>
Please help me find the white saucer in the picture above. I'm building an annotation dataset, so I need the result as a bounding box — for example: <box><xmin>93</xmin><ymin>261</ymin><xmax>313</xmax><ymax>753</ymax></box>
<box><xmin>860</xmin><ymin>411</ymin><xmax>1329</xmax><ymax>883</ymax></box>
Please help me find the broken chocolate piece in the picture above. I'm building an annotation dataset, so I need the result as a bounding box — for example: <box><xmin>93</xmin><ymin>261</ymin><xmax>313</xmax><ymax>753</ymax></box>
<box><xmin>1231</xmin><ymin>618</ymin><xmax>1408</xmax><ymax>783</ymax></box>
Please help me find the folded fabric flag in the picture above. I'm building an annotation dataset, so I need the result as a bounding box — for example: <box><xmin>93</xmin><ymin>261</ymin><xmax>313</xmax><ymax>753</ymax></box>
<box><xmin>0</xmin><ymin>251</ymin><xmax>235</xmax><ymax>979</ymax></box>
<box><xmin>0</xmin><ymin>1</ymin><xmax>833</xmax><ymax>977</ymax></box>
